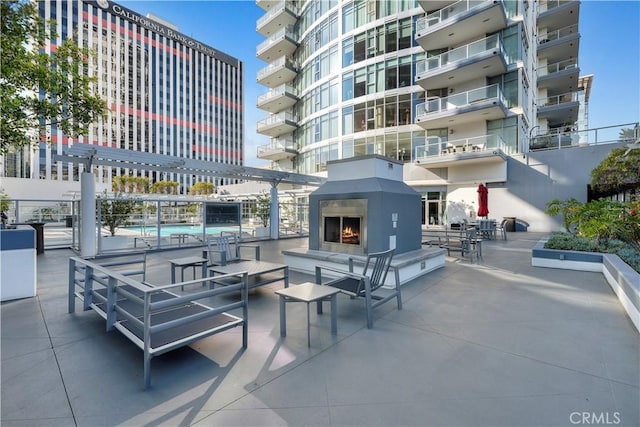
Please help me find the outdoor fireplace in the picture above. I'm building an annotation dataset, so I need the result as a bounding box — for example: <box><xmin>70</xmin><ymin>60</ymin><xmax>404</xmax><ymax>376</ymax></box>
<box><xmin>308</xmin><ymin>155</ymin><xmax>422</xmax><ymax>256</ymax></box>
<box><xmin>319</xmin><ymin>199</ymin><xmax>367</xmax><ymax>254</ymax></box>
<box><xmin>285</xmin><ymin>155</ymin><xmax>445</xmax><ymax>287</ymax></box>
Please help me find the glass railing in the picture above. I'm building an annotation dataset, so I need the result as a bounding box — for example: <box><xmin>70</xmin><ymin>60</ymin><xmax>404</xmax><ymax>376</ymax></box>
<box><xmin>256</xmin><ymin>26</ymin><xmax>297</xmax><ymax>54</ymax></box>
<box><xmin>257</xmin><ymin>56</ymin><xmax>298</xmax><ymax>80</ymax></box>
<box><xmin>416</xmin><ymin>0</ymin><xmax>501</xmax><ymax>33</ymax></box>
<box><xmin>539</xmin><ymin>0</ymin><xmax>576</xmax><ymax>13</ymax></box>
<box><xmin>257</xmin><ymin>138</ymin><xmax>297</xmax><ymax>156</ymax></box>
<box><xmin>257</xmin><ymin>84</ymin><xmax>298</xmax><ymax>105</ymax></box>
<box><xmin>529</xmin><ymin>123</ymin><xmax>639</xmax><ymax>150</ymax></box>
<box><xmin>537</xmin><ymin>58</ymin><xmax>578</xmax><ymax>77</ymax></box>
<box><xmin>257</xmin><ymin>2</ymin><xmax>291</xmax><ymax>28</ymax></box>
<box><xmin>416</xmin><ymin>34</ymin><xmax>502</xmax><ymax>75</ymax></box>
<box><xmin>416</xmin><ymin>84</ymin><xmax>503</xmax><ymax>116</ymax></box>
<box><xmin>537</xmin><ymin>91</ymin><xmax>578</xmax><ymax>107</ymax></box>
<box><xmin>415</xmin><ymin>134</ymin><xmax>507</xmax><ymax>159</ymax></box>
<box><xmin>257</xmin><ymin>111</ymin><xmax>297</xmax><ymax>128</ymax></box>
<box><xmin>538</xmin><ymin>24</ymin><xmax>578</xmax><ymax>44</ymax></box>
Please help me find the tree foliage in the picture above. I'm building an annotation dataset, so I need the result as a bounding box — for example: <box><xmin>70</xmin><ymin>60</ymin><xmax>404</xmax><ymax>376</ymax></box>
<box><xmin>112</xmin><ymin>175</ymin><xmax>151</xmax><ymax>193</ymax></box>
<box><xmin>188</xmin><ymin>181</ymin><xmax>215</xmax><ymax>196</ymax></box>
<box><xmin>590</xmin><ymin>147</ymin><xmax>640</xmax><ymax>194</ymax></box>
<box><xmin>99</xmin><ymin>191</ymin><xmax>139</xmax><ymax>236</ymax></box>
<box><xmin>150</xmin><ymin>180</ymin><xmax>179</xmax><ymax>194</ymax></box>
<box><xmin>0</xmin><ymin>0</ymin><xmax>107</xmax><ymax>155</ymax></box>
<box><xmin>545</xmin><ymin>198</ymin><xmax>582</xmax><ymax>233</ymax></box>
<box><xmin>253</xmin><ymin>193</ymin><xmax>271</xmax><ymax>227</ymax></box>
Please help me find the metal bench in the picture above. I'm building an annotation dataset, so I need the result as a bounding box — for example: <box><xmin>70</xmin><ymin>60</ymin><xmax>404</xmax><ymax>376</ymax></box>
<box><xmin>68</xmin><ymin>257</ymin><xmax>249</xmax><ymax>390</ymax></box>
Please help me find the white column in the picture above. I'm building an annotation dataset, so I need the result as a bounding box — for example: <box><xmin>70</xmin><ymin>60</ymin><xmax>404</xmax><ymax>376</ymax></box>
<box><xmin>270</xmin><ymin>184</ymin><xmax>279</xmax><ymax>240</ymax></box>
<box><xmin>81</xmin><ymin>172</ymin><xmax>96</xmax><ymax>258</ymax></box>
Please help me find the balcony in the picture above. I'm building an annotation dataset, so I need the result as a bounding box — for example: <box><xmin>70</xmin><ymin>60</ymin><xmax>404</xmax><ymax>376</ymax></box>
<box><xmin>537</xmin><ymin>24</ymin><xmax>580</xmax><ymax>63</ymax></box>
<box><xmin>418</xmin><ymin>0</ymin><xmax>457</xmax><ymax>13</ymax></box>
<box><xmin>414</xmin><ymin>134</ymin><xmax>509</xmax><ymax>169</ymax></box>
<box><xmin>257</xmin><ymin>26</ymin><xmax>298</xmax><ymax>62</ymax></box>
<box><xmin>415</xmin><ymin>0</ymin><xmax>508</xmax><ymax>51</ymax></box>
<box><xmin>256</xmin><ymin>0</ymin><xmax>280</xmax><ymax>12</ymax></box>
<box><xmin>256</xmin><ymin>138</ymin><xmax>297</xmax><ymax>161</ymax></box>
<box><xmin>256</xmin><ymin>1</ymin><xmax>297</xmax><ymax>37</ymax></box>
<box><xmin>538</xmin><ymin>0</ymin><xmax>579</xmax><ymax>29</ymax></box>
<box><xmin>537</xmin><ymin>91</ymin><xmax>579</xmax><ymax>127</ymax></box>
<box><xmin>415</xmin><ymin>84</ymin><xmax>509</xmax><ymax>129</ymax></box>
<box><xmin>257</xmin><ymin>84</ymin><xmax>298</xmax><ymax>113</ymax></box>
<box><xmin>256</xmin><ymin>111</ymin><xmax>297</xmax><ymax>137</ymax></box>
<box><xmin>415</xmin><ymin>35</ymin><xmax>507</xmax><ymax>90</ymax></box>
<box><xmin>257</xmin><ymin>56</ymin><xmax>298</xmax><ymax>88</ymax></box>
<box><xmin>537</xmin><ymin>58</ymin><xmax>579</xmax><ymax>92</ymax></box>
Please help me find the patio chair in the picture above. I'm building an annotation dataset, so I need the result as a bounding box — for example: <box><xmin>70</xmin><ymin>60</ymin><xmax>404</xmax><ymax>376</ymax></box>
<box><xmin>314</xmin><ymin>248</ymin><xmax>401</xmax><ymax>329</ymax></box>
<box><xmin>495</xmin><ymin>218</ymin><xmax>508</xmax><ymax>240</ymax></box>
<box><xmin>462</xmin><ymin>228</ymin><xmax>481</xmax><ymax>261</ymax></box>
<box><xmin>204</xmin><ymin>234</ymin><xmax>260</xmax><ymax>266</ymax></box>
<box><xmin>478</xmin><ymin>220</ymin><xmax>495</xmax><ymax>240</ymax></box>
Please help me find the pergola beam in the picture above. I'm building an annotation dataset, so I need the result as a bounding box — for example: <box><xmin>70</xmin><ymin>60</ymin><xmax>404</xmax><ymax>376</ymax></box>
<box><xmin>54</xmin><ymin>144</ymin><xmax>326</xmax><ymax>186</ymax></box>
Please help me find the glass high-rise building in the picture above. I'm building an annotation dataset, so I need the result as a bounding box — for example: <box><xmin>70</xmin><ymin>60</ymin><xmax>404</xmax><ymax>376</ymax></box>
<box><xmin>4</xmin><ymin>0</ymin><xmax>244</xmax><ymax>193</ymax></box>
<box><xmin>255</xmin><ymin>0</ymin><xmax>582</xmax><ymax>226</ymax></box>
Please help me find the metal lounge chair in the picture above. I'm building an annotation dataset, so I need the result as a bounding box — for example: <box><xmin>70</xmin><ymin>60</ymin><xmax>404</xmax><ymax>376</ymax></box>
<box><xmin>204</xmin><ymin>234</ymin><xmax>260</xmax><ymax>266</ymax></box>
<box><xmin>314</xmin><ymin>248</ymin><xmax>401</xmax><ymax>329</ymax></box>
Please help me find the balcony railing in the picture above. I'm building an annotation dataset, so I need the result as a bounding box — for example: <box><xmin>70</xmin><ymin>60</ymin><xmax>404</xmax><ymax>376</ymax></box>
<box><xmin>257</xmin><ymin>111</ymin><xmax>297</xmax><ymax>128</ymax></box>
<box><xmin>256</xmin><ymin>138</ymin><xmax>297</xmax><ymax>156</ymax></box>
<box><xmin>416</xmin><ymin>84</ymin><xmax>504</xmax><ymax>116</ymax></box>
<box><xmin>538</xmin><ymin>91</ymin><xmax>578</xmax><ymax>107</ymax></box>
<box><xmin>538</xmin><ymin>24</ymin><xmax>578</xmax><ymax>44</ymax></box>
<box><xmin>256</xmin><ymin>2</ymin><xmax>297</xmax><ymax>28</ymax></box>
<box><xmin>257</xmin><ymin>84</ymin><xmax>298</xmax><ymax>105</ymax></box>
<box><xmin>256</xmin><ymin>26</ymin><xmax>297</xmax><ymax>54</ymax></box>
<box><xmin>529</xmin><ymin>122</ymin><xmax>640</xmax><ymax>150</ymax></box>
<box><xmin>416</xmin><ymin>0</ymin><xmax>496</xmax><ymax>32</ymax></box>
<box><xmin>537</xmin><ymin>58</ymin><xmax>578</xmax><ymax>77</ymax></box>
<box><xmin>414</xmin><ymin>134</ymin><xmax>509</xmax><ymax>159</ymax></box>
<box><xmin>416</xmin><ymin>34</ymin><xmax>502</xmax><ymax>75</ymax></box>
<box><xmin>257</xmin><ymin>56</ymin><xmax>298</xmax><ymax>81</ymax></box>
<box><xmin>538</xmin><ymin>0</ymin><xmax>576</xmax><ymax>13</ymax></box>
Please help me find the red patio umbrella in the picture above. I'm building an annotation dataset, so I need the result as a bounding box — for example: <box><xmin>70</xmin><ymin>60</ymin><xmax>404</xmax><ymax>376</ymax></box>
<box><xmin>477</xmin><ymin>183</ymin><xmax>489</xmax><ymax>218</ymax></box>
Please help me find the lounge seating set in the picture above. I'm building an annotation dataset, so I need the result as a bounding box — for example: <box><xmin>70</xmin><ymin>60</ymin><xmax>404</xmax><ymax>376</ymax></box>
<box><xmin>67</xmin><ymin>235</ymin><xmax>402</xmax><ymax>389</ymax></box>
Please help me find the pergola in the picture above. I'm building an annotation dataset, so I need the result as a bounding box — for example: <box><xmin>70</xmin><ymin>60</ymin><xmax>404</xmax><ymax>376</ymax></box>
<box><xmin>54</xmin><ymin>144</ymin><xmax>326</xmax><ymax>256</ymax></box>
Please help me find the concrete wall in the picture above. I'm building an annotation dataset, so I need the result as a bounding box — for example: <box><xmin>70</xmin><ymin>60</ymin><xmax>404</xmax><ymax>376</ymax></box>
<box><xmin>1</xmin><ymin>176</ymin><xmax>109</xmax><ymax>200</ymax></box>
<box><xmin>431</xmin><ymin>143</ymin><xmax>624</xmax><ymax>232</ymax></box>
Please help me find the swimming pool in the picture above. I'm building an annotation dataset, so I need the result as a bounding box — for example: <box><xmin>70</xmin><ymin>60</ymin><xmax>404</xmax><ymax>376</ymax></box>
<box><xmin>122</xmin><ymin>224</ymin><xmax>240</xmax><ymax>237</ymax></box>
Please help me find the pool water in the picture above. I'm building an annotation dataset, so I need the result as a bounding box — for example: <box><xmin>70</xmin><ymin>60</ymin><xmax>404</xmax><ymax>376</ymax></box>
<box><xmin>123</xmin><ymin>224</ymin><xmax>239</xmax><ymax>237</ymax></box>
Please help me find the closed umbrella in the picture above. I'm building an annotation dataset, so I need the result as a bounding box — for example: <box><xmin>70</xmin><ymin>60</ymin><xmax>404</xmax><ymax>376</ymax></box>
<box><xmin>477</xmin><ymin>183</ymin><xmax>489</xmax><ymax>218</ymax></box>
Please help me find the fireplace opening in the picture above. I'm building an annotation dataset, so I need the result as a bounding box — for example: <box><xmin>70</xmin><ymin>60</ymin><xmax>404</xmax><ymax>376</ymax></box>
<box><xmin>319</xmin><ymin>198</ymin><xmax>367</xmax><ymax>254</ymax></box>
<box><xmin>324</xmin><ymin>216</ymin><xmax>361</xmax><ymax>245</ymax></box>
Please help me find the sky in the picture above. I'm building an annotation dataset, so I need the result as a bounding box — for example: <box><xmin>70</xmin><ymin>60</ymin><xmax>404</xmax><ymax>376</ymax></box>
<box><xmin>118</xmin><ymin>0</ymin><xmax>640</xmax><ymax>167</ymax></box>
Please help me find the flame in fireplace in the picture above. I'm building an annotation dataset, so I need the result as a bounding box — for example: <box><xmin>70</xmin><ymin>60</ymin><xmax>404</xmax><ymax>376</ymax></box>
<box><xmin>342</xmin><ymin>226</ymin><xmax>359</xmax><ymax>238</ymax></box>
<box><xmin>342</xmin><ymin>226</ymin><xmax>360</xmax><ymax>244</ymax></box>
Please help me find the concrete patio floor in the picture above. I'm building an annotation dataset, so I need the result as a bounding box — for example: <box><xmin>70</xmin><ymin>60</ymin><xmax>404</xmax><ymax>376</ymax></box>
<box><xmin>1</xmin><ymin>233</ymin><xmax>638</xmax><ymax>426</ymax></box>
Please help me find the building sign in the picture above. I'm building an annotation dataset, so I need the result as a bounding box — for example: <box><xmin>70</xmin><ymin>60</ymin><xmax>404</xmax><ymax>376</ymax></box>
<box><xmin>205</xmin><ymin>203</ymin><xmax>240</xmax><ymax>227</ymax></box>
<box><xmin>85</xmin><ymin>0</ymin><xmax>238</xmax><ymax>66</ymax></box>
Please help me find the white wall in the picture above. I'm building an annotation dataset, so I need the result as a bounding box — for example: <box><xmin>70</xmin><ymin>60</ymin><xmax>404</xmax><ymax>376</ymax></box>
<box><xmin>1</xmin><ymin>177</ymin><xmax>109</xmax><ymax>200</ymax></box>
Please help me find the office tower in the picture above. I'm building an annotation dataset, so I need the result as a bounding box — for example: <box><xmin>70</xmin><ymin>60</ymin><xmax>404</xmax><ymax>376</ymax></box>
<box><xmin>3</xmin><ymin>0</ymin><xmax>244</xmax><ymax>193</ymax></box>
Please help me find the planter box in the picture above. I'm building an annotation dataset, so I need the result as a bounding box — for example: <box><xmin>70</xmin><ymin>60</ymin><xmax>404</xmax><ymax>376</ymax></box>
<box><xmin>100</xmin><ymin>235</ymin><xmax>130</xmax><ymax>251</ymax></box>
<box><xmin>254</xmin><ymin>226</ymin><xmax>270</xmax><ymax>238</ymax></box>
<box><xmin>532</xmin><ymin>237</ymin><xmax>640</xmax><ymax>333</ymax></box>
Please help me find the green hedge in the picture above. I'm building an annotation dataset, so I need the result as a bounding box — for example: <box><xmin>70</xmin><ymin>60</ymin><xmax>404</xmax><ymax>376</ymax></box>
<box><xmin>545</xmin><ymin>232</ymin><xmax>640</xmax><ymax>273</ymax></box>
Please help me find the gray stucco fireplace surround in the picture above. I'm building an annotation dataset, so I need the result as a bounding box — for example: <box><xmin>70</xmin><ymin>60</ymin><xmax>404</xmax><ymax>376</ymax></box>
<box><xmin>283</xmin><ymin>155</ymin><xmax>445</xmax><ymax>288</ymax></box>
